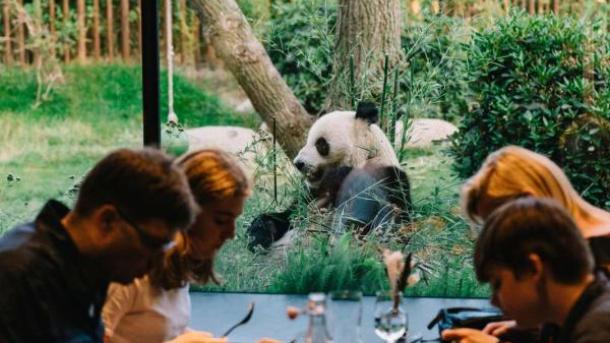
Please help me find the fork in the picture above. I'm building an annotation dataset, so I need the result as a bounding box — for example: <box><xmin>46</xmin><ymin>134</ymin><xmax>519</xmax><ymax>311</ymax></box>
<box><xmin>222</xmin><ymin>301</ymin><xmax>255</xmax><ymax>337</ymax></box>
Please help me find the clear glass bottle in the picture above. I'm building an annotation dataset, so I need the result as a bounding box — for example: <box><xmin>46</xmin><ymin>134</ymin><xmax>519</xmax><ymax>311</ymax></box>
<box><xmin>304</xmin><ymin>293</ymin><xmax>334</xmax><ymax>343</ymax></box>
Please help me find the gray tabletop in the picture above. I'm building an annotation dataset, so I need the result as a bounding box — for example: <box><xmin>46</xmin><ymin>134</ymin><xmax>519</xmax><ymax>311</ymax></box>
<box><xmin>189</xmin><ymin>292</ymin><xmax>491</xmax><ymax>343</ymax></box>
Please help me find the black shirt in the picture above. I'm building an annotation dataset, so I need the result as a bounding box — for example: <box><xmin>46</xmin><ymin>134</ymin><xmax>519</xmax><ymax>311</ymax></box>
<box><xmin>556</xmin><ymin>273</ymin><xmax>610</xmax><ymax>343</ymax></box>
<box><xmin>0</xmin><ymin>200</ymin><xmax>107</xmax><ymax>343</ymax></box>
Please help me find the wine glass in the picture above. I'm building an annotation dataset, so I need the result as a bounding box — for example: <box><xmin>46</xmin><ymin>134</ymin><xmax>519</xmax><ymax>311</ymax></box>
<box><xmin>374</xmin><ymin>291</ymin><xmax>408</xmax><ymax>343</ymax></box>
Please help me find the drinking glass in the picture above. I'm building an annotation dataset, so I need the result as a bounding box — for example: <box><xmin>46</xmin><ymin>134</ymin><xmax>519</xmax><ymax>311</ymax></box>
<box><xmin>327</xmin><ymin>290</ymin><xmax>363</xmax><ymax>343</ymax></box>
<box><xmin>374</xmin><ymin>291</ymin><xmax>408</xmax><ymax>343</ymax></box>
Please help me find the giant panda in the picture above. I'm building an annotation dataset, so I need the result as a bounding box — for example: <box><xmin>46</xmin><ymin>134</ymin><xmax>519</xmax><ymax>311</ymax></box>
<box><xmin>247</xmin><ymin>102</ymin><xmax>412</xmax><ymax>251</ymax></box>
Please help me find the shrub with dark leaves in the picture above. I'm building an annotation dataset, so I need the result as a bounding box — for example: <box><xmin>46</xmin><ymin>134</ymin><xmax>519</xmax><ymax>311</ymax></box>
<box><xmin>450</xmin><ymin>13</ymin><xmax>610</xmax><ymax>207</ymax></box>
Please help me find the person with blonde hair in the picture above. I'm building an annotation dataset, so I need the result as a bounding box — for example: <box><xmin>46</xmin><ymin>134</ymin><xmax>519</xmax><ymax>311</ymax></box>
<box><xmin>462</xmin><ymin>145</ymin><xmax>610</xmax><ymax>266</ymax></box>
<box><xmin>103</xmin><ymin>149</ymin><xmax>251</xmax><ymax>343</ymax></box>
<box><xmin>448</xmin><ymin>145</ymin><xmax>610</xmax><ymax>343</ymax></box>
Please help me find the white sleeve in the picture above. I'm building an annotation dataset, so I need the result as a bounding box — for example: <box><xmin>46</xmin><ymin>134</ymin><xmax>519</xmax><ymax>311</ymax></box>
<box><xmin>102</xmin><ymin>282</ymin><xmax>138</xmax><ymax>338</ymax></box>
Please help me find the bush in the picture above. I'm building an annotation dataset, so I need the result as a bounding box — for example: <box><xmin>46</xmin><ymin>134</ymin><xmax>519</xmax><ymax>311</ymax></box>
<box><xmin>450</xmin><ymin>13</ymin><xmax>610</xmax><ymax>206</ymax></box>
<box><xmin>265</xmin><ymin>0</ymin><xmax>336</xmax><ymax>114</ymax></box>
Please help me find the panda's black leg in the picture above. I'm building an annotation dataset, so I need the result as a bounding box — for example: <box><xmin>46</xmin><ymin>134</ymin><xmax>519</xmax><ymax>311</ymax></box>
<box><xmin>381</xmin><ymin>166</ymin><xmax>413</xmax><ymax>223</ymax></box>
<box><xmin>246</xmin><ymin>186</ymin><xmax>315</xmax><ymax>252</ymax></box>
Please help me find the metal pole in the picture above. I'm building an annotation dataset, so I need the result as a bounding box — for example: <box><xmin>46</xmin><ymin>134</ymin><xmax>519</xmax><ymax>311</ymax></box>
<box><xmin>142</xmin><ymin>0</ymin><xmax>161</xmax><ymax>148</ymax></box>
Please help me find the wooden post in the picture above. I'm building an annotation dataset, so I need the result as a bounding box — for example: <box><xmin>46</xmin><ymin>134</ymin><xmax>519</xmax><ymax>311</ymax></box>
<box><xmin>17</xmin><ymin>0</ymin><xmax>25</xmax><ymax>65</ymax></box>
<box><xmin>92</xmin><ymin>0</ymin><xmax>101</xmax><ymax>60</ymax></box>
<box><xmin>528</xmin><ymin>0</ymin><xmax>536</xmax><ymax>14</ymax></box>
<box><xmin>503</xmin><ymin>0</ymin><xmax>511</xmax><ymax>14</ymax></box>
<box><xmin>49</xmin><ymin>0</ymin><xmax>56</xmax><ymax>57</ymax></box>
<box><xmin>137</xmin><ymin>0</ymin><xmax>142</xmax><ymax>60</ymax></box>
<box><xmin>121</xmin><ymin>0</ymin><xmax>130</xmax><ymax>61</ymax></box>
<box><xmin>77</xmin><ymin>0</ymin><xmax>86</xmax><ymax>63</ymax></box>
<box><xmin>552</xmin><ymin>0</ymin><xmax>559</xmax><ymax>14</ymax></box>
<box><xmin>192</xmin><ymin>15</ymin><xmax>200</xmax><ymax>66</ymax></box>
<box><xmin>179</xmin><ymin>0</ymin><xmax>189</xmax><ymax>65</ymax></box>
<box><xmin>106</xmin><ymin>0</ymin><xmax>114</xmax><ymax>61</ymax></box>
<box><xmin>3</xmin><ymin>0</ymin><xmax>12</xmax><ymax>65</ymax></box>
<box><xmin>63</xmin><ymin>0</ymin><xmax>70</xmax><ymax>63</ymax></box>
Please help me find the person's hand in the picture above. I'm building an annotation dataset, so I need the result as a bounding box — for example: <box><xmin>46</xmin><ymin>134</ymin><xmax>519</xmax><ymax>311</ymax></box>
<box><xmin>164</xmin><ymin>331</ymin><xmax>227</xmax><ymax>343</ymax></box>
<box><xmin>255</xmin><ymin>338</ymin><xmax>282</xmax><ymax>343</ymax></box>
<box><xmin>441</xmin><ymin>328</ymin><xmax>499</xmax><ymax>343</ymax></box>
<box><xmin>482</xmin><ymin>320</ymin><xmax>517</xmax><ymax>337</ymax></box>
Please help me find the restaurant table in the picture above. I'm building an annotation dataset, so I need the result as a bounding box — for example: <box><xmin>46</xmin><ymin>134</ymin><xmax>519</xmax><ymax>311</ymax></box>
<box><xmin>190</xmin><ymin>292</ymin><xmax>491</xmax><ymax>343</ymax></box>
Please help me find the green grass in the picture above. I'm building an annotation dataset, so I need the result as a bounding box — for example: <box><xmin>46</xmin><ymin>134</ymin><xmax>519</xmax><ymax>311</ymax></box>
<box><xmin>0</xmin><ymin>64</ymin><xmax>256</xmax><ymax>233</ymax></box>
<box><xmin>1</xmin><ymin>64</ymin><xmax>486</xmax><ymax>298</ymax></box>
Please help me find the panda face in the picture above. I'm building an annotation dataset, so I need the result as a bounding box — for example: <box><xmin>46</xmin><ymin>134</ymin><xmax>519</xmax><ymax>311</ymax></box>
<box><xmin>294</xmin><ymin>111</ymin><xmax>367</xmax><ymax>188</ymax></box>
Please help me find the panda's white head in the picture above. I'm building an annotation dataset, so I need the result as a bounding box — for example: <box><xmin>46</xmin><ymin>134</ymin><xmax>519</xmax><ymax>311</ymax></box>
<box><xmin>293</xmin><ymin>102</ymin><xmax>399</xmax><ymax>188</ymax></box>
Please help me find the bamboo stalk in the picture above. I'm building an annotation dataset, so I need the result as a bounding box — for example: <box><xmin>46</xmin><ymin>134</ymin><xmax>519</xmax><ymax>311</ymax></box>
<box><xmin>349</xmin><ymin>55</ymin><xmax>355</xmax><ymax>109</ymax></box>
<box><xmin>3</xmin><ymin>0</ymin><xmax>12</xmax><ymax>65</ymax></box>
<box><xmin>389</xmin><ymin>69</ymin><xmax>399</xmax><ymax>149</ymax></box>
<box><xmin>380</xmin><ymin>54</ymin><xmax>390</xmax><ymax>132</ymax></box>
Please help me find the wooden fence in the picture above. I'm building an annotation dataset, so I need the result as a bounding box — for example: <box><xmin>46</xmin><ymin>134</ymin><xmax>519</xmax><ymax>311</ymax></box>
<box><xmin>1</xmin><ymin>0</ymin><xmax>606</xmax><ymax>66</ymax></box>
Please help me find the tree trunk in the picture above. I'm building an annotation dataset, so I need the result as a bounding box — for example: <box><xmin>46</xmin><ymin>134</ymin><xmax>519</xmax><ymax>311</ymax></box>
<box><xmin>3</xmin><ymin>0</ymin><xmax>12</xmax><ymax>65</ymax></box>
<box><xmin>63</xmin><ymin>0</ymin><xmax>69</xmax><ymax>62</ymax></box>
<box><xmin>191</xmin><ymin>0</ymin><xmax>313</xmax><ymax>160</ymax></box>
<box><xmin>120</xmin><ymin>0</ymin><xmax>129</xmax><ymax>61</ymax></box>
<box><xmin>106</xmin><ymin>0</ymin><xmax>114</xmax><ymax>60</ymax></box>
<box><xmin>325</xmin><ymin>0</ymin><xmax>403</xmax><ymax>112</ymax></box>
<box><xmin>92</xmin><ymin>0</ymin><xmax>100</xmax><ymax>60</ymax></box>
<box><xmin>552</xmin><ymin>0</ymin><xmax>558</xmax><ymax>14</ymax></box>
<box><xmin>17</xmin><ymin>0</ymin><xmax>25</xmax><ymax>65</ymax></box>
<box><xmin>77</xmin><ymin>0</ymin><xmax>86</xmax><ymax>63</ymax></box>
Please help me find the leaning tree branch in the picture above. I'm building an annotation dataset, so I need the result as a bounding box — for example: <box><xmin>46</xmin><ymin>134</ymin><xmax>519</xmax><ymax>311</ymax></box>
<box><xmin>191</xmin><ymin>0</ymin><xmax>313</xmax><ymax>160</ymax></box>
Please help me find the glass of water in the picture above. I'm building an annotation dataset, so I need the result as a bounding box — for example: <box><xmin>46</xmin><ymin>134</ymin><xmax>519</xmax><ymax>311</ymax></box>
<box><xmin>374</xmin><ymin>291</ymin><xmax>408</xmax><ymax>343</ymax></box>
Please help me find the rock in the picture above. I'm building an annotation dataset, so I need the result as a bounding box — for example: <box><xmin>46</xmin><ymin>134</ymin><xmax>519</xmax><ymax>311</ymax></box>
<box><xmin>395</xmin><ymin>118</ymin><xmax>458</xmax><ymax>148</ymax></box>
<box><xmin>185</xmin><ymin>126</ymin><xmax>268</xmax><ymax>178</ymax></box>
<box><xmin>235</xmin><ymin>99</ymin><xmax>254</xmax><ymax>113</ymax></box>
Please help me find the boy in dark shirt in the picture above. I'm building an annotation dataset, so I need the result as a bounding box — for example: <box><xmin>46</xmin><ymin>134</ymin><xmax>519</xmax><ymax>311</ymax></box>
<box><xmin>0</xmin><ymin>148</ymin><xmax>198</xmax><ymax>343</ymax></box>
<box><xmin>443</xmin><ymin>198</ymin><xmax>610</xmax><ymax>343</ymax></box>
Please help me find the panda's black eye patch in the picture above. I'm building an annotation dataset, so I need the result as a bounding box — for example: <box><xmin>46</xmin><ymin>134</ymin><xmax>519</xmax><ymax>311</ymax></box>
<box><xmin>315</xmin><ymin>137</ymin><xmax>330</xmax><ymax>156</ymax></box>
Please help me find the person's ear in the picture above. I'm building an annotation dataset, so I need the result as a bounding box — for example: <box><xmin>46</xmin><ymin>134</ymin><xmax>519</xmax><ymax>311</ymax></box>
<box><xmin>527</xmin><ymin>253</ymin><xmax>544</xmax><ymax>281</ymax></box>
<box><xmin>94</xmin><ymin>204</ymin><xmax>120</xmax><ymax>237</ymax></box>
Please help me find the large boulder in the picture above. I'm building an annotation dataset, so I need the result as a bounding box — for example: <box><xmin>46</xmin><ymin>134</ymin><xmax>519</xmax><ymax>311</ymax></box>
<box><xmin>185</xmin><ymin>126</ymin><xmax>268</xmax><ymax>177</ymax></box>
<box><xmin>396</xmin><ymin>118</ymin><xmax>458</xmax><ymax>148</ymax></box>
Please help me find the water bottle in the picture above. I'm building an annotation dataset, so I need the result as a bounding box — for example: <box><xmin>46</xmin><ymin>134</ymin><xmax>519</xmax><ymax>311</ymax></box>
<box><xmin>304</xmin><ymin>293</ymin><xmax>334</xmax><ymax>343</ymax></box>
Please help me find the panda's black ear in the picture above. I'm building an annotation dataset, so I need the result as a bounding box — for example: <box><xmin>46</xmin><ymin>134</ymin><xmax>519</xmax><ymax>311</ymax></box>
<box><xmin>355</xmin><ymin>101</ymin><xmax>379</xmax><ymax>124</ymax></box>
